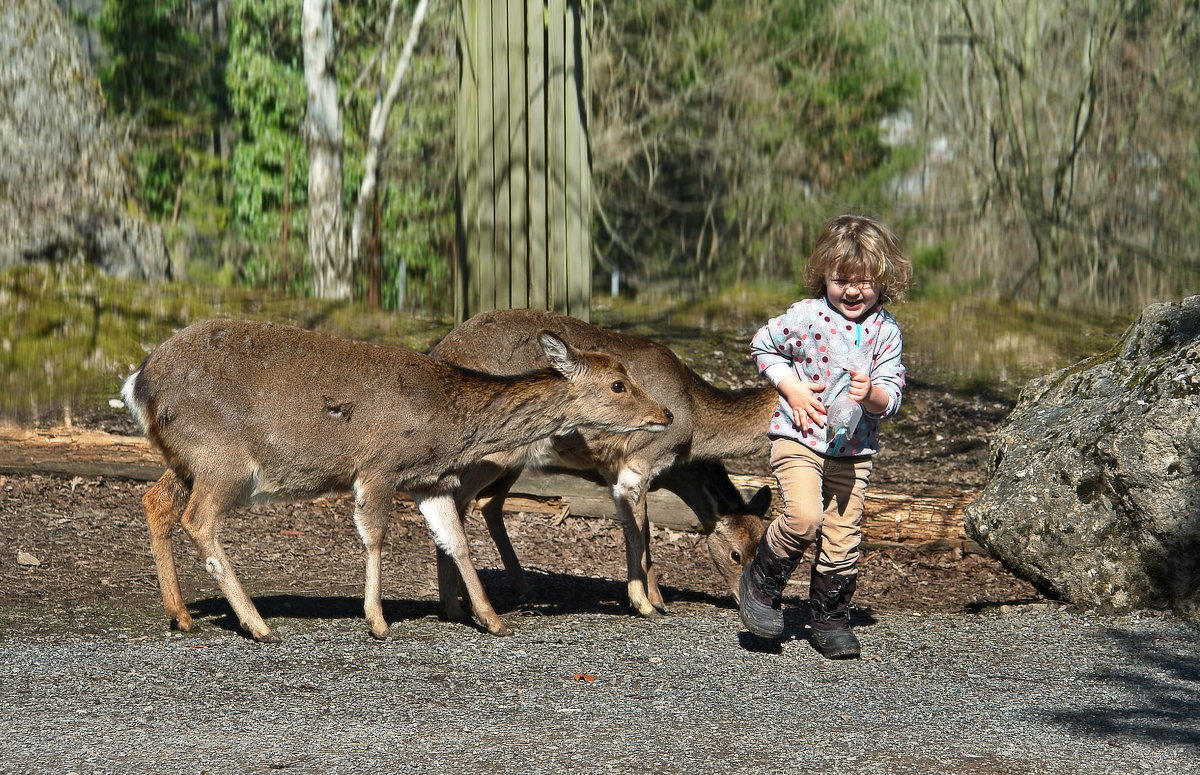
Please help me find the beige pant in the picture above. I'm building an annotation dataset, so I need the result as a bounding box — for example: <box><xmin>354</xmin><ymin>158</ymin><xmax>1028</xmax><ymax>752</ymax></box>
<box><xmin>764</xmin><ymin>437</ymin><xmax>874</xmax><ymax>576</ymax></box>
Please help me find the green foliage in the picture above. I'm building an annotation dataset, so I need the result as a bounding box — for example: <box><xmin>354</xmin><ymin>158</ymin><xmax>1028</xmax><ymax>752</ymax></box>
<box><xmin>223</xmin><ymin>0</ymin><xmax>456</xmax><ymax>308</ymax></box>
<box><xmin>0</xmin><ymin>264</ymin><xmax>451</xmax><ymax>423</ymax></box>
<box><xmin>341</xmin><ymin>3</ymin><xmax>458</xmax><ymax>312</ymax></box>
<box><xmin>226</xmin><ymin>0</ymin><xmax>306</xmax><ymax>277</ymax></box>
<box><xmin>95</xmin><ymin>0</ymin><xmax>225</xmax><ymax>221</ymax></box>
<box><xmin>592</xmin><ymin>0</ymin><xmax>917</xmax><ymax>292</ymax></box>
<box><xmin>93</xmin><ymin>0</ymin><xmax>1200</xmax><ymax>315</ymax></box>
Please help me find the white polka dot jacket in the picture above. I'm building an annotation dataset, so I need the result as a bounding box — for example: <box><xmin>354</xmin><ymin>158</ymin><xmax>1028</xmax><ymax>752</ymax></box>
<box><xmin>750</xmin><ymin>296</ymin><xmax>906</xmax><ymax>457</ymax></box>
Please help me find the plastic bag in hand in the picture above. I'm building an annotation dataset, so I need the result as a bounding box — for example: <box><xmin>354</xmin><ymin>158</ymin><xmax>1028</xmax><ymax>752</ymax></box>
<box><xmin>825</xmin><ymin>395</ymin><xmax>862</xmax><ymax>449</ymax></box>
<box><xmin>823</xmin><ymin>345</ymin><xmax>871</xmax><ymax>448</ymax></box>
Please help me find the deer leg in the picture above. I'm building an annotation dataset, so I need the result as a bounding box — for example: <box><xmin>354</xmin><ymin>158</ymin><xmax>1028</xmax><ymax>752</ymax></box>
<box><xmin>142</xmin><ymin>470</ymin><xmax>193</xmax><ymax>631</ymax></box>
<box><xmin>478</xmin><ymin>469</ymin><xmax>527</xmax><ymax>597</ymax></box>
<box><xmin>435</xmin><ymin>463</ymin><xmax>510</xmax><ymax>620</ymax></box>
<box><xmin>178</xmin><ymin>482</ymin><xmax>277</xmax><ymax>643</ymax></box>
<box><xmin>416</xmin><ymin>492</ymin><xmax>512</xmax><ymax>636</ymax></box>
<box><xmin>611</xmin><ymin>470</ymin><xmax>664</xmax><ymax>619</ymax></box>
<box><xmin>641</xmin><ymin>505</ymin><xmax>667</xmax><ymax>613</ymax></box>
<box><xmin>435</xmin><ymin>546</ymin><xmax>468</xmax><ymax>621</ymax></box>
<box><xmin>352</xmin><ymin>478</ymin><xmax>393</xmax><ymax>640</ymax></box>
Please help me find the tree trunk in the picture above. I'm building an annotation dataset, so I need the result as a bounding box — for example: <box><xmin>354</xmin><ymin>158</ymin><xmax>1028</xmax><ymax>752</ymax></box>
<box><xmin>349</xmin><ymin>0</ymin><xmax>431</xmax><ymax>277</ymax></box>
<box><xmin>1030</xmin><ymin>220</ymin><xmax>1062</xmax><ymax>310</ymax></box>
<box><xmin>302</xmin><ymin>0</ymin><xmax>350</xmax><ymax>300</ymax></box>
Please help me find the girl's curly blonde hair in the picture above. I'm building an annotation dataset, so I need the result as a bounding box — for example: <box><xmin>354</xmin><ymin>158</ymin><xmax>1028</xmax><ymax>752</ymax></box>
<box><xmin>803</xmin><ymin>213</ymin><xmax>913</xmax><ymax>303</ymax></box>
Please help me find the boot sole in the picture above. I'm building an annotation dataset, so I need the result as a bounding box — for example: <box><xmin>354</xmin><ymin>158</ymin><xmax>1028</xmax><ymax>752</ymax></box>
<box><xmin>810</xmin><ymin>629</ymin><xmax>861</xmax><ymax>659</ymax></box>
<box><xmin>738</xmin><ymin>568</ymin><xmax>784</xmax><ymax>639</ymax></box>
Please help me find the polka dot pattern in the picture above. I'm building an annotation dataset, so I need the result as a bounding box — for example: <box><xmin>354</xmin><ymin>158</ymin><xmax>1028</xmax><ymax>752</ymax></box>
<box><xmin>749</xmin><ymin>296</ymin><xmax>906</xmax><ymax>457</ymax></box>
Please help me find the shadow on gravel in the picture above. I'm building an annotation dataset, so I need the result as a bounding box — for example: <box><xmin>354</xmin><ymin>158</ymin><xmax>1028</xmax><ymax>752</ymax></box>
<box><xmin>737</xmin><ymin>631</ymin><xmax>784</xmax><ymax>654</ymax></box>
<box><xmin>1044</xmin><ymin>624</ymin><xmax>1200</xmax><ymax>750</ymax></box>
<box><xmin>486</xmin><ymin>567</ymin><xmax>735</xmax><ymax>617</ymax></box>
<box><xmin>733</xmin><ymin>603</ymin><xmax>882</xmax><ymax>654</ymax></box>
<box><xmin>964</xmin><ymin>597</ymin><xmax>1048</xmax><ymax>614</ymax></box>
<box><xmin>180</xmin><ymin>567</ymin><xmax>743</xmax><ymax>640</ymax></box>
<box><xmin>187</xmin><ymin>594</ymin><xmax>446</xmax><ymax>637</ymax></box>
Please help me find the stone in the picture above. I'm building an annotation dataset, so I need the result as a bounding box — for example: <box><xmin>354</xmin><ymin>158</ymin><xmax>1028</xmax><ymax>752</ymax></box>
<box><xmin>17</xmin><ymin>550</ymin><xmax>41</xmax><ymax>567</ymax></box>
<box><xmin>965</xmin><ymin>296</ymin><xmax>1200</xmax><ymax>622</ymax></box>
<box><xmin>0</xmin><ymin>0</ymin><xmax>171</xmax><ymax>280</ymax></box>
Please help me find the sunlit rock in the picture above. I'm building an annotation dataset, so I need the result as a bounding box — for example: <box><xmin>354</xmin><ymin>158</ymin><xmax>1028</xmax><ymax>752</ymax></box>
<box><xmin>965</xmin><ymin>296</ymin><xmax>1200</xmax><ymax>622</ymax></box>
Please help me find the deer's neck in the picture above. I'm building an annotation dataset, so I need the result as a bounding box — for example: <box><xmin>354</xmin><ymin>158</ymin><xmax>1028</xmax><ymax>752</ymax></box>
<box><xmin>688</xmin><ymin>384</ymin><xmax>777</xmax><ymax>459</ymax></box>
<box><xmin>446</xmin><ymin>368</ymin><xmax>576</xmax><ymax>460</ymax></box>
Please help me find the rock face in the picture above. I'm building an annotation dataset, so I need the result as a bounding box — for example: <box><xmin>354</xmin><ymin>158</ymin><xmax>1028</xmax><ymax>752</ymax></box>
<box><xmin>0</xmin><ymin>0</ymin><xmax>170</xmax><ymax>279</ymax></box>
<box><xmin>965</xmin><ymin>296</ymin><xmax>1200</xmax><ymax>622</ymax></box>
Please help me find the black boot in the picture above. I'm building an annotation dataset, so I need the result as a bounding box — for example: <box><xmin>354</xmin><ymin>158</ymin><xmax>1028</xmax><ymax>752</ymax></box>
<box><xmin>808</xmin><ymin>571</ymin><xmax>861</xmax><ymax>659</ymax></box>
<box><xmin>738</xmin><ymin>536</ymin><xmax>800</xmax><ymax>639</ymax></box>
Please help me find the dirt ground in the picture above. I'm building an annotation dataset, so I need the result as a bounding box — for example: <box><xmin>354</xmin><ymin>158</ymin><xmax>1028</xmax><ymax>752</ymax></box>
<box><xmin>0</xmin><ymin>375</ymin><xmax>1043</xmax><ymax>636</ymax></box>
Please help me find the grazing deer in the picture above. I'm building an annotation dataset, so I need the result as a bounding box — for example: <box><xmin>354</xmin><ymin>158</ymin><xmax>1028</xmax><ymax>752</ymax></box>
<box><xmin>430</xmin><ymin>309</ymin><xmax>777</xmax><ymax>619</ymax></box>
<box><xmin>121</xmin><ymin>318</ymin><xmax>672</xmax><ymax>642</ymax></box>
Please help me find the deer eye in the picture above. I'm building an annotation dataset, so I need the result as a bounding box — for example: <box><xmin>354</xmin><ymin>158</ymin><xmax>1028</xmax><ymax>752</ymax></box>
<box><xmin>611</xmin><ymin>381</ymin><xmax>627</xmax><ymax>394</ymax></box>
<box><xmin>730</xmin><ymin>550</ymin><xmax>742</xmax><ymax>563</ymax></box>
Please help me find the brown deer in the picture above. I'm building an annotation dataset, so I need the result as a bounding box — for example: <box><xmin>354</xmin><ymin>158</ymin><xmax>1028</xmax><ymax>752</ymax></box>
<box><xmin>429</xmin><ymin>309</ymin><xmax>778</xmax><ymax>619</ymax></box>
<box><xmin>121</xmin><ymin>318</ymin><xmax>672</xmax><ymax>642</ymax></box>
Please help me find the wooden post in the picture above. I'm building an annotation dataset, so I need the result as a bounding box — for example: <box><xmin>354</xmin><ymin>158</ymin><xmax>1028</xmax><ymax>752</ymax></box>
<box><xmin>456</xmin><ymin>0</ymin><xmax>592</xmax><ymax>322</ymax></box>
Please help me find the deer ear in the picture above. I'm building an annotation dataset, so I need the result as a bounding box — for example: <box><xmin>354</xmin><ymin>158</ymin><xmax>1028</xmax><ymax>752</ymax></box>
<box><xmin>747</xmin><ymin>485</ymin><xmax>773</xmax><ymax>517</ymax></box>
<box><xmin>538</xmin><ymin>331</ymin><xmax>579</xmax><ymax>376</ymax></box>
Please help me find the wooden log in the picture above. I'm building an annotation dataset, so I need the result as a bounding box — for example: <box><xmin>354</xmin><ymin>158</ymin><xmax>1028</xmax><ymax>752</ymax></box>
<box><xmin>0</xmin><ymin>424</ymin><xmax>973</xmax><ymax>546</ymax></box>
<box><xmin>725</xmin><ymin>474</ymin><xmax>972</xmax><ymax>544</ymax></box>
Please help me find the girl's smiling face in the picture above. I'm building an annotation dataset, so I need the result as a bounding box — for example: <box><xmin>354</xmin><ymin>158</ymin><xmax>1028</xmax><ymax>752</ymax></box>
<box><xmin>825</xmin><ymin>272</ymin><xmax>880</xmax><ymax>321</ymax></box>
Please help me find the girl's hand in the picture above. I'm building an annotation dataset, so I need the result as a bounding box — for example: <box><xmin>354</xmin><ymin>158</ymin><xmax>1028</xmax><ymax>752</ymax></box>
<box><xmin>779</xmin><ymin>377</ymin><xmax>826</xmax><ymax>431</ymax></box>
<box><xmin>848</xmin><ymin>370</ymin><xmax>873</xmax><ymax>403</ymax></box>
<box><xmin>849</xmin><ymin>370</ymin><xmax>888</xmax><ymax>414</ymax></box>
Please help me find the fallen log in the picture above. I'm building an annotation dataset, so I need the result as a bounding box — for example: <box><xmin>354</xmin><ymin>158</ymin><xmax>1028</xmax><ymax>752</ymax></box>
<box><xmin>0</xmin><ymin>424</ymin><xmax>974</xmax><ymax>547</ymax></box>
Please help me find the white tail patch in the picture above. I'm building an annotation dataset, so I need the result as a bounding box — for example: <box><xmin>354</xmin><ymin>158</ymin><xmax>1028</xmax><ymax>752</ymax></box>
<box><xmin>121</xmin><ymin>369</ymin><xmax>147</xmax><ymax>430</ymax></box>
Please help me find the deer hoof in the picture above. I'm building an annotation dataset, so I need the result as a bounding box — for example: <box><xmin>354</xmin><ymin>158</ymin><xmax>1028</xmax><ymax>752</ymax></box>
<box><xmin>633</xmin><ymin>609</ymin><xmax>665</xmax><ymax>623</ymax></box>
<box><xmin>252</xmin><ymin>630</ymin><xmax>282</xmax><ymax>644</ymax></box>
<box><xmin>485</xmin><ymin>620</ymin><xmax>514</xmax><ymax>637</ymax></box>
<box><xmin>169</xmin><ymin>615</ymin><xmax>196</xmax><ymax>633</ymax></box>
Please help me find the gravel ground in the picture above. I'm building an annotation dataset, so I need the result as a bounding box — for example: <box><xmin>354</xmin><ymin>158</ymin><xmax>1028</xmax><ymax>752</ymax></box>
<box><xmin>2</xmin><ymin>369</ymin><xmax>1195</xmax><ymax>774</ymax></box>
<box><xmin>1</xmin><ymin>604</ymin><xmax>1196</xmax><ymax>775</ymax></box>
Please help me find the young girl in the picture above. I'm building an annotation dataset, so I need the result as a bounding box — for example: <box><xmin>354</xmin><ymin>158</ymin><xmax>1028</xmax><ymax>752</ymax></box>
<box><xmin>740</xmin><ymin>213</ymin><xmax>912</xmax><ymax>659</ymax></box>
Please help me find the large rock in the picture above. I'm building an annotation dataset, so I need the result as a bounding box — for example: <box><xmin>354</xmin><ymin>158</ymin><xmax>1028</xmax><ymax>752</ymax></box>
<box><xmin>965</xmin><ymin>296</ymin><xmax>1200</xmax><ymax>622</ymax></box>
<box><xmin>0</xmin><ymin>0</ymin><xmax>170</xmax><ymax>279</ymax></box>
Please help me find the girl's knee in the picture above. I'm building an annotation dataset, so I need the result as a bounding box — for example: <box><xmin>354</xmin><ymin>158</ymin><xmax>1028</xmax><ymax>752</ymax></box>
<box><xmin>773</xmin><ymin>510</ymin><xmax>821</xmax><ymax>544</ymax></box>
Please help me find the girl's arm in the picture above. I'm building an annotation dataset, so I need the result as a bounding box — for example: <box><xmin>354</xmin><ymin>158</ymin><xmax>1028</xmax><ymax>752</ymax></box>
<box><xmin>750</xmin><ymin>302</ymin><xmax>829</xmax><ymax>429</ymax></box>
<box><xmin>848</xmin><ymin>370</ymin><xmax>889</xmax><ymax>414</ymax></box>
<box><xmin>857</xmin><ymin>323</ymin><xmax>905</xmax><ymax>419</ymax></box>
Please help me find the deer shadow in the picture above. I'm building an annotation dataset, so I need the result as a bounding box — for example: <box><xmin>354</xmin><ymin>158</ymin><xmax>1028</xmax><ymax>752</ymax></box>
<box><xmin>183</xmin><ymin>566</ymin><xmax>743</xmax><ymax>639</ymax></box>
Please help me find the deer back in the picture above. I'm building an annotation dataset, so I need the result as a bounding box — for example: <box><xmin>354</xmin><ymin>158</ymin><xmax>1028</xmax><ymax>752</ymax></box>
<box><xmin>124</xmin><ymin>319</ymin><xmax>670</xmax><ymax>499</ymax></box>
<box><xmin>431</xmin><ymin>309</ymin><xmax>774</xmax><ymax>465</ymax></box>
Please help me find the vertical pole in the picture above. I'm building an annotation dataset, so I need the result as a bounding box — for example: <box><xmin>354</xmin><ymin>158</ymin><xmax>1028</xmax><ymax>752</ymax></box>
<box><xmin>491</xmin><ymin>0</ymin><xmax>511</xmax><ymax>310</ymax></box>
<box><xmin>547</xmin><ymin>0</ymin><xmax>568</xmax><ymax>312</ymax></box>
<box><xmin>457</xmin><ymin>0</ymin><xmax>589</xmax><ymax>320</ymax></box>
<box><xmin>526</xmin><ymin>0</ymin><xmax>549</xmax><ymax>310</ymax></box>
<box><xmin>474</xmin><ymin>0</ymin><xmax>497</xmax><ymax>313</ymax></box>
<box><xmin>455</xmin><ymin>0</ymin><xmax>479</xmax><ymax>322</ymax></box>
<box><xmin>565</xmin><ymin>0</ymin><xmax>591</xmax><ymax>320</ymax></box>
<box><xmin>508</xmin><ymin>0</ymin><xmax>530</xmax><ymax>308</ymax></box>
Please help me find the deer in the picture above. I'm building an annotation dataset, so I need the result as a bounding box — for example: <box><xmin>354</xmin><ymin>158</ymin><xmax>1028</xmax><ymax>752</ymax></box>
<box><xmin>121</xmin><ymin>318</ymin><xmax>673</xmax><ymax>642</ymax></box>
<box><xmin>429</xmin><ymin>308</ymin><xmax>779</xmax><ymax>620</ymax></box>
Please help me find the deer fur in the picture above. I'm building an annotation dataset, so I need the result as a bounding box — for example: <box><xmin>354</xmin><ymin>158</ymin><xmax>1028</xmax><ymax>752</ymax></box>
<box><xmin>121</xmin><ymin>318</ymin><xmax>672</xmax><ymax>642</ymax></box>
<box><xmin>429</xmin><ymin>309</ymin><xmax>777</xmax><ymax>618</ymax></box>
